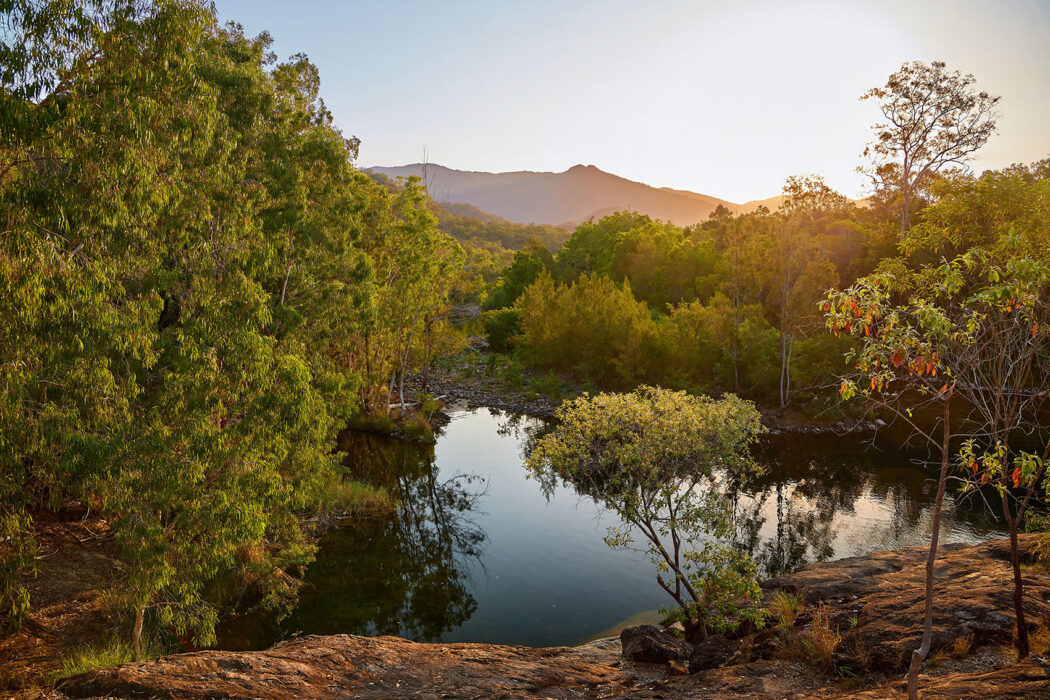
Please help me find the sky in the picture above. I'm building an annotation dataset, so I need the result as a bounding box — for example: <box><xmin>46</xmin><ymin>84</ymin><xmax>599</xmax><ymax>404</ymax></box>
<box><xmin>212</xmin><ymin>0</ymin><xmax>1050</xmax><ymax>203</ymax></box>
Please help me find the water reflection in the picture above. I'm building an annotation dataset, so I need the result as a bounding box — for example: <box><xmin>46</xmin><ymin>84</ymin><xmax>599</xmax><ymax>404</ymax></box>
<box><xmin>730</xmin><ymin>436</ymin><xmax>999</xmax><ymax>576</ymax></box>
<box><xmin>219</xmin><ymin>410</ymin><xmax>1000</xmax><ymax>650</ymax></box>
<box><xmin>219</xmin><ymin>432</ymin><xmax>488</xmax><ymax>649</ymax></box>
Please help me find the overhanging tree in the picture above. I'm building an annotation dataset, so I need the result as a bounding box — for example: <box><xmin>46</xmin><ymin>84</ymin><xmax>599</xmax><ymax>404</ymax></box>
<box><xmin>526</xmin><ymin>386</ymin><xmax>766</xmax><ymax>641</ymax></box>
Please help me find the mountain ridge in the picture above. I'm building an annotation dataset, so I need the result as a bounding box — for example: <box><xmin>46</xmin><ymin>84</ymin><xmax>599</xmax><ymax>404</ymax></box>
<box><xmin>367</xmin><ymin>163</ymin><xmax>783</xmax><ymax>228</ymax></box>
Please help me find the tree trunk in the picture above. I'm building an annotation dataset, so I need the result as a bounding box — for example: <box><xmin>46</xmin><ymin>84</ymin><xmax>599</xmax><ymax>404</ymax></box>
<box><xmin>778</xmin><ymin>330</ymin><xmax>792</xmax><ymax>408</ymax></box>
<box><xmin>1002</xmin><ymin>501</ymin><xmax>1030</xmax><ymax>659</ymax></box>
<box><xmin>421</xmin><ymin>318</ymin><xmax>431</xmax><ymax>394</ymax></box>
<box><xmin>906</xmin><ymin>400</ymin><xmax>951</xmax><ymax>700</ymax></box>
<box><xmin>132</xmin><ymin>604</ymin><xmax>145</xmax><ymax>662</ymax></box>
<box><xmin>900</xmin><ymin>185</ymin><xmax>912</xmax><ymax>234</ymax></box>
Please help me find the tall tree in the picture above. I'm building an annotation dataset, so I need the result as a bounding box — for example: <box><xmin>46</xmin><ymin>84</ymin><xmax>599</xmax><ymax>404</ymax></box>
<box><xmin>860</xmin><ymin>60</ymin><xmax>999</xmax><ymax>233</ymax></box>
<box><xmin>754</xmin><ymin>176</ymin><xmax>845</xmax><ymax>407</ymax></box>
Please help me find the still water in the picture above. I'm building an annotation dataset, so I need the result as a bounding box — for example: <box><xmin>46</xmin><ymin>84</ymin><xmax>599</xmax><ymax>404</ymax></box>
<box><xmin>219</xmin><ymin>407</ymin><xmax>1000</xmax><ymax>650</ymax></box>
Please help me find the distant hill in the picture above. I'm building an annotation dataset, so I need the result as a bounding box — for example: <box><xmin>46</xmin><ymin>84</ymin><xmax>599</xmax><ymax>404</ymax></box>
<box><xmin>437</xmin><ymin>201</ymin><xmax>507</xmax><ymax>225</ymax></box>
<box><xmin>367</xmin><ymin>163</ymin><xmax>784</xmax><ymax>228</ymax></box>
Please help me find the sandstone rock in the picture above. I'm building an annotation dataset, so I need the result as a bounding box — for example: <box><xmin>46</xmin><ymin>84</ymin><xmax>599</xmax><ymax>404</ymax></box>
<box><xmin>47</xmin><ymin>537</ymin><xmax>1050</xmax><ymax>699</ymax></box>
<box><xmin>687</xmin><ymin>634</ymin><xmax>737</xmax><ymax>673</ymax></box>
<box><xmin>620</xmin><ymin>624</ymin><xmax>690</xmax><ymax>664</ymax></box>
<box><xmin>59</xmin><ymin>634</ymin><xmax>624</xmax><ymax>699</ymax></box>
<box><xmin>763</xmin><ymin>535</ymin><xmax>1050</xmax><ymax>672</ymax></box>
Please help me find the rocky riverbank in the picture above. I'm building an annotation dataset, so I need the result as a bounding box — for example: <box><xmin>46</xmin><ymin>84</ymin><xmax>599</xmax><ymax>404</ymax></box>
<box><xmin>408</xmin><ymin>349</ymin><xmax>877</xmax><ymax>435</ymax></box>
<box><xmin>41</xmin><ymin>536</ymin><xmax>1050</xmax><ymax>699</ymax></box>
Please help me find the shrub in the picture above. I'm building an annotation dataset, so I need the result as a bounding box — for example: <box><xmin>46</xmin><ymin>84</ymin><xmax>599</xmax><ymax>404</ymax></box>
<box><xmin>483</xmin><ymin>308</ymin><xmax>522</xmax><ymax>352</ymax></box>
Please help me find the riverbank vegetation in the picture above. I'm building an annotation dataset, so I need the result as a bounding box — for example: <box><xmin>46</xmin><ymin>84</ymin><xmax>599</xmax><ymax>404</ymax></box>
<box><xmin>527</xmin><ymin>387</ymin><xmax>767</xmax><ymax>642</ymax></box>
<box><xmin>0</xmin><ymin>0</ymin><xmax>465</xmax><ymax>659</ymax></box>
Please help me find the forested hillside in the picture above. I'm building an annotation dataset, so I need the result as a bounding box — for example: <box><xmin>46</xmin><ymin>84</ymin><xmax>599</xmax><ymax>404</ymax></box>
<box><xmin>369</xmin><ymin>163</ymin><xmax>778</xmax><ymax>227</ymax></box>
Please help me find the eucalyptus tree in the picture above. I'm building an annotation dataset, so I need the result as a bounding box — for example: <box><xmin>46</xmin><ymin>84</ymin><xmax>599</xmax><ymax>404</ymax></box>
<box><xmin>358</xmin><ymin>176</ymin><xmax>463</xmax><ymax>409</ymax></box>
<box><xmin>860</xmin><ymin>60</ymin><xmax>999</xmax><ymax>233</ymax></box>
<box><xmin>0</xmin><ymin>0</ymin><xmax>397</xmax><ymax>657</ymax></box>
<box><xmin>753</xmin><ymin>175</ymin><xmax>847</xmax><ymax>407</ymax></box>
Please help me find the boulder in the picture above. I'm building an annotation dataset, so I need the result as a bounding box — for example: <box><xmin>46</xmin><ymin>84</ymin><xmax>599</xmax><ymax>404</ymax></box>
<box><xmin>620</xmin><ymin>624</ymin><xmax>690</xmax><ymax>664</ymax></box>
<box><xmin>687</xmin><ymin>634</ymin><xmax>737</xmax><ymax>673</ymax></box>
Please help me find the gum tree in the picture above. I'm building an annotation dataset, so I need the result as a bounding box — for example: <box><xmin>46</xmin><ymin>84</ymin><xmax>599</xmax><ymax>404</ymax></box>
<box><xmin>860</xmin><ymin>60</ymin><xmax>999</xmax><ymax>233</ymax></box>
<box><xmin>526</xmin><ymin>386</ymin><xmax>766</xmax><ymax>641</ymax></box>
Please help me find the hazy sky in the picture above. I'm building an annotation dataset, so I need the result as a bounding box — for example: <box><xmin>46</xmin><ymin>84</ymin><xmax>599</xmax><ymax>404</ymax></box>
<box><xmin>212</xmin><ymin>0</ymin><xmax>1050</xmax><ymax>202</ymax></box>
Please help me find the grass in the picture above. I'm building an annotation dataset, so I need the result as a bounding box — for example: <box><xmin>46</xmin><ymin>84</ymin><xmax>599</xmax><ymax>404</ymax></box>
<box><xmin>769</xmin><ymin>590</ymin><xmax>803</xmax><ymax>633</ymax></box>
<box><xmin>400</xmin><ymin>411</ymin><xmax>435</xmax><ymax>442</ymax></box>
<box><xmin>1028</xmin><ymin>626</ymin><xmax>1050</xmax><ymax>656</ymax></box>
<box><xmin>345</xmin><ymin>412</ymin><xmax>397</xmax><ymax>435</ymax></box>
<box><xmin>804</xmin><ymin>601</ymin><xmax>842</xmax><ymax>672</ymax></box>
<box><xmin>951</xmin><ymin>633</ymin><xmax>974</xmax><ymax>658</ymax></box>
<box><xmin>319</xmin><ymin>477</ymin><xmax>396</xmax><ymax>517</ymax></box>
<box><xmin>51</xmin><ymin>636</ymin><xmax>166</xmax><ymax>681</ymax></box>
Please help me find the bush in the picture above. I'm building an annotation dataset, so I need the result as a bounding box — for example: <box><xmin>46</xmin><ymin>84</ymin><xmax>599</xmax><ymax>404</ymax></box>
<box><xmin>527</xmin><ymin>386</ymin><xmax>766</xmax><ymax>641</ymax></box>
<box><xmin>516</xmin><ymin>273</ymin><xmax>658</xmax><ymax>388</ymax></box>
<box><xmin>483</xmin><ymin>308</ymin><xmax>522</xmax><ymax>352</ymax></box>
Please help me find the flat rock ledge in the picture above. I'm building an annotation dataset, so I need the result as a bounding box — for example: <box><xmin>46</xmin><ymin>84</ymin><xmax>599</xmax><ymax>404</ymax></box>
<box><xmin>55</xmin><ymin>536</ymin><xmax>1050</xmax><ymax>699</ymax></box>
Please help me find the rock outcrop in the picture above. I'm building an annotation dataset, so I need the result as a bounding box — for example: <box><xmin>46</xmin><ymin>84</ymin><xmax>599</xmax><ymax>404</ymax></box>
<box><xmin>763</xmin><ymin>535</ymin><xmax>1050</xmax><ymax>672</ymax></box>
<box><xmin>620</xmin><ymin>624</ymin><xmax>690</xmax><ymax>664</ymax></box>
<box><xmin>59</xmin><ymin>635</ymin><xmax>624</xmax><ymax>699</ymax></box>
<box><xmin>49</xmin><ymin>536</ymin><xmax>1050</xmax><ymax>698</ymax></box>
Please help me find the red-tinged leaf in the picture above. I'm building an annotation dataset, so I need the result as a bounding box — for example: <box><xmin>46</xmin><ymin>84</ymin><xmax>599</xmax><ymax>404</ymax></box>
<box><xmin>1012</xmin><ymin>467</ymin><xmax>1022</xmax><ymax>489</ymax></box>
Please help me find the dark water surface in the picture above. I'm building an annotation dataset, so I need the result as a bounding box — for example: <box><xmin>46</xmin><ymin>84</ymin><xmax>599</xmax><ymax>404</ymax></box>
<box><xmin>218</xmin><ymin>407</ymin><xmax>1000</xmax><ymax>650</ymax></box>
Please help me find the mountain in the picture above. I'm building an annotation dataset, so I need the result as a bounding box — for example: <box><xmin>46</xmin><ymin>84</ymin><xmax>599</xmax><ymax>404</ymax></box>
<box><xmin>367</xmin><ymin>163</ymin><xmax>780</xmax><ymax>228</ymax></box>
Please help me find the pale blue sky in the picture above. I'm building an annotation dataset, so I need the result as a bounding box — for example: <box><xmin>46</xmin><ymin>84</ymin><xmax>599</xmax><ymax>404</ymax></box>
<box><xmin>212</xmin><ymin>0</ymin><xmax>1050</xmax><ymax>202</ymax></box>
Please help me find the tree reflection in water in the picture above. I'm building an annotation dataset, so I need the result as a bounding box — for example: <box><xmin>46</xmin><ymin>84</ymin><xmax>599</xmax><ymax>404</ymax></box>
<box><xmin>219</xmin><ymin>430</ymin><xmax>488</xmax><ymax>649</ymax></box>
<box><xmin>729</xmin><ymin>433</ymin><xmax>998</xmax><ymax>576</ymax></box>
<box><xmin>509</xmin><ymin>413</ymin><xmax>997</xmax><ymax>580</ymax></box>
<box><xmin>218</xmin><ymin>412</ymin><xmax>1001</xmax><ymax>651</ymax></box>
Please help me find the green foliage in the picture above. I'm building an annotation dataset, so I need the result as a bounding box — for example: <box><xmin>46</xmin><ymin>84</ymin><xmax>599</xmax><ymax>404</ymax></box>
<box><xmin>0</xmin><ymin>0</ymin><xmax>463</xmax><ymax>652</ymax></box>
<box><xmin>526</xmin><ymin>386</ymin><xmax>766</xmax><ymax>639</ymax></box>
<box><xmin>482</xmin><ymin>308</ymin><xmax>522</xmax><ymax>352</ymax></box>
<box><xmin>555</xmin><ymin>210</ymin><xmax>651</xmax><ymax>282</ymax></box>
<box><xmin>52</xmin><ymin>635</ymin><xmax>168</xmax><ymax>680</ymax></box>
<box><xmin>516</xmin><ymin>273</ymin><xmax>659</xmax><ymax>389</ymax></box>
<box><xmin>483</xmin><ymin>245</ymin><xmax>553</xmax><ymax>310</ymax></box>
<box><xmin>501</xmin><ymin>181</ymin><xmax>881</xmax><ymax>403</ymax></box>
<box><xmin>433</xmin><ymin>201</ymin><xmax>568</xmax><ymax>254</ymax></box>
